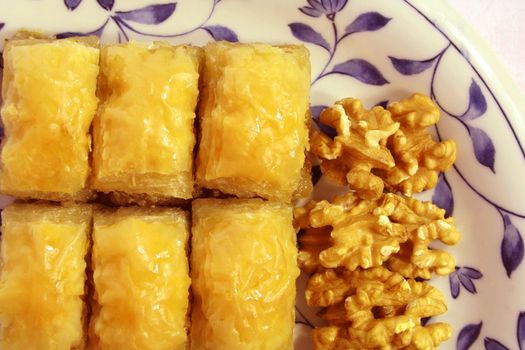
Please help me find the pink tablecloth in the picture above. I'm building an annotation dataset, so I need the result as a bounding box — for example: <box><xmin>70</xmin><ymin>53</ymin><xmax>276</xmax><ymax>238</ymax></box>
<box><xmin>448</xmin><ymin>0</ymin><xmax>525</xmax><ymax>92</ymax></box>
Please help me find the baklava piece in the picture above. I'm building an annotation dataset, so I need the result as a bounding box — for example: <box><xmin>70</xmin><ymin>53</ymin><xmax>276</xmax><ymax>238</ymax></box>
<box><xmin>92</xmin><ymin>42</ymin><xmax>202</xmax><ymax>204</ymax></box>
<box><xmin>0</xmin><ymin>35</ymin><xmax>99</xmax><ymax>201</ymax></box>
<box><xmin>191</xmin><ymin>198</ymin><xmax>299</xmax><ymax>350</ymax></box>
<box><xmin>196</xmin><ymin>42</ymin><xmax>311</xmax><ymax>202</ymax></box>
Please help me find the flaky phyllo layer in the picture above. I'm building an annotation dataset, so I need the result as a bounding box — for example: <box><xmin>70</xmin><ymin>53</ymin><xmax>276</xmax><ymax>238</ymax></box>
<box><xmin>0</xmin><ymin>36</ymin><xmax>99</xmax><ymax>201</ymax></box>
<box><xmin>196</xmin><ymin>42</ymin><xmax>311</xmax><ymax>202</ymax></box>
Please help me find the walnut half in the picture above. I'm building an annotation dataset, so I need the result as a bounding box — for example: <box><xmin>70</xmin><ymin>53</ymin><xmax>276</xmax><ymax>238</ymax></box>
<box><xmin>296</xmin><ymin>192</ymin><xmax>408</xmax><ymax>273</ymax></box>
<box><xmin>310</xmin><ymin>98</ymin><xmax>399</xmax><ymax>200</ymax></box>
<box><xmin>312</xmin><ymin>94</ymin><xmax>457</xmax><ymax>198</ymax></box>
<box><xmin>295</xmin><ymin>193</ymin><xmax>460</xmax><ymax>278</ymax></box>
<box><xmin>381</xmin><ymin>194</ymin><xmax>461</xmax><ymax>279</ymax></box>
<box><xmin>307</xmin><ymin>267</ymin><xmax>452</xmax><ymax>350</ymax></box>
<box><xmin>379</xmin><ymin>93</ymin><xmax>457</xmax><ymax>196</ymax></box>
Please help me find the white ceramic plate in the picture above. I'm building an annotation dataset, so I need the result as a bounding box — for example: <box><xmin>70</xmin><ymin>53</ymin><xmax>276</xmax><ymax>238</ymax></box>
<box><xmin>1</xmin><ymin>1</ymin><xmax>524</xmax><ymax>349</ymax></box>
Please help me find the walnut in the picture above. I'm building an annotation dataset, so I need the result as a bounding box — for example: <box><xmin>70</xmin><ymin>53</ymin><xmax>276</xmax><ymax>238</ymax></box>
<box><xmin>296</xmin><ymin>192</ymin><xmax>408</xmax><ymax>273</ymax></box>
<box><xmin>310</xmin><ymin>98</ymin><xmax>399</xmax><ymax>200</ymax></box>
<box><xmin>295</xmin><ymin>193</ymin><xmax>460</xmax><ymax>278</ymax></box>
<box><xmin>381</xmin><ymin>194</ymin><xmax>461</xmax><ymax>279</ymax></box>
<box><xmin>308</xmin><ymin>267</ymin><xmax>452</xmax><ymax>350</ymax></box>
<box><xmin>301</xmin><ymin>94</ymin><xmax>458</xmax><ymax>350</ymax></box>
<box><xmin>378</xmin><ymin>93</ymin><xmax>457</xmax><ymax>196</ymax></box>
<box><xmin>313</xmin><ymin>323</ymin><xmax>452</xmax><ymax>350</ymax></box>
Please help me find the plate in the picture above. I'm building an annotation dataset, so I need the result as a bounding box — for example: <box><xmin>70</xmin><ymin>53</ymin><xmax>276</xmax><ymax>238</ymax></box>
<box><xmin>1</xmin><ymin>0</ymin><xmax>525</xmax><ymax>349</ymax></box>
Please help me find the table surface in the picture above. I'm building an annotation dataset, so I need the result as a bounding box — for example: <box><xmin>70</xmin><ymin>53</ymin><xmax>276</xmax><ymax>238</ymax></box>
<box><xmin>448</xmin><ymin>0</ymin><xmax>525</xmax><ymax>93</ymax></box>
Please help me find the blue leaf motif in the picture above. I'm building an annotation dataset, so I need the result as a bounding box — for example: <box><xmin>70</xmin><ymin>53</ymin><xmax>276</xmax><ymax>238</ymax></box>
<box><xmin>64</xmin><ymin>0</ymin><xmax>82</xmax><ymax>11</ymax></box>
<box><xmin>331</xmin><ymin>59</ymin><xmax>389</xmax><ymax>85</ymax></box>
<box><xmin>460</xmin><ymin>79</ymin><xmax>487</xmax><ymax>120</ymax></box>
<box><xmin>458</xmin><ymin>273</ymin><xmax>477</xmax><ymax>293</ymax></box>
<box><xmin>449</xmin><ymin>270</ymin><xmax>460</xmax><ymax>299</ymax></box>
<box><xmin>323</xmin><ymin>0</ymin><xmax>348</xmax><ymax>14</ymax></box>
<box><xmin>484</xmin><ymin>338</ymin><xmax>510</xmax><ymax>350</ymax></box>
<box><xmin>310</xmin><ymin>105</ymin><xmax>327</xmax><ymax>119</ymax></box>
<box><xmin>457</xmin><ymin>322</ymin><xmax>483</xmax><ymax>350</ymax></box>
<box><xmin>299</xmin><ymin>5</ymin><xmax>323</xmax><ymax>18</ymax></box>
<box><xmin>375</xmin><ymin>100</ymin><xmax>389</xmax><ymax>109</ymax></box>
<box><xmin>449</xmin><ymin>266</ymin><xmax>482</xmax><ymax>298</ymax></box>
<box><xmin>116</xmin><ymin>3</ymin><xmax>177</xmax><ymax>25</ymax></box>
<box><xmin>300</xmin><ymin>7</ymin><xmax>322</xmax><ymax>17</ymax></box>
<box><xmin>389</xmin><ymin>56</ymin><xmax>435</xmax><ymax>75</ymax></box>
<box><xmin>421</xmin><ymin>317</ymin><xmax>431</xmax><ymax>326</ymax></box>
<box><xmin>97</xmin><ymin>0</ymin><xmax>114</xmax><ymax>11</ymax></box>
<box><xmin>501</xmin><ymin>214</ymin><xmax>524</xmax><ymax>278</ymax></box>
<box><xmin>289</xmin><ymin>23</ymin><xmax>331</xmax><ymax>51</ymax></box>
<box><xmin>312</xmin><ymin>165</ymin><xmax>322</xmax><ymax>186</ymax></box>
<box><xmin>462</xmin><ymin>266</ymin><xmax>483</xmax><ymax>279</ymax></box>
<box><xmin>310</xmin><ymin>105</ymin><xmax>336</xmax><ymax>138</ymax></box>
<box><xmin>299</xmin><ymin>0</ymin><xmax>347</xmax><ymax>18</ymax></box>
<box><xmin>467</xmin><ymin>125</ymin><xmax>496</xmax><ymax>172</ymax></box>
<box><xmin>56</xmin><ymin>22</ymin><xmax>107</xmax><ymax>39</ymax></box>
<box><xmin>518</xmin><ymin>311</ymin><xmax>525</xmax><ymax>350</ymax></box>
<box><xmin>299</xmin><ymin>0</ymin><xmax>326</xmax><ymax>17</ymax></box>
<box><xmin>432</xmin><ymin>174</ymin><xmax>454</xmax><ymax>217</ymax></box>
<box><xmin>56</xmin><ymin>32</ymin><xmax>79</xmax><ymax>39</ymax></box>
<box><xmin>202</xmin><ymin>25</ymin><xmax>238</xmax><ymax>42</ymax></box>
<box><xmin>345</xmin><ymin>12</ymin><xmax>391</xmax><ymax>35</ymax></box>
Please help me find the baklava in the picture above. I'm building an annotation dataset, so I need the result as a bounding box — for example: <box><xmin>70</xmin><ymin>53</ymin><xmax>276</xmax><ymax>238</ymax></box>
<box><xmin>0</xmin><ymin>203</ymin><xmax>92</xmax><ymax>349</ymax></box>
<box><xmin>196</xmin><ymin>42</ymin><xmax>311</xmax><ymax>202</ymax></box>
<box><xmin>92</xmin><ymin>42</ymin><xmax>202</xmax><ymax>204</ymax></box>
<box><xmin>191</xmin><ymin>198</ymin><xmax>299</xmax><ymax>350</ymax></box>
<box><xmin>89</xmin><ymin>207</ymin><xmax>190</xmax><ymax>350</ymax></box>
<box><xmin>0</xmin><ymin>35</ymin><xmax>99</xmax><ymax>201</ymax></box>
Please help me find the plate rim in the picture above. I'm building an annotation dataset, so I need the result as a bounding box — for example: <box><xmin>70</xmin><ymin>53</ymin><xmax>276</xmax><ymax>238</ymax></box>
<box><xmin>409</xmin><ymin>0</ymin><xmax>525</xmax><ymax>144</ymax></box>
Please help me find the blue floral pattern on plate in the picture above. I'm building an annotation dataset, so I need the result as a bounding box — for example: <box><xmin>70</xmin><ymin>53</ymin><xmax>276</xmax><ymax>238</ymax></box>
<box><xmin>0</xmin><ymin>0</ymin><xmax>524</xmax><ymax>348</ymax></box>
<box><xmin>290</xmin><ymin>4</ymin><xmax>390</xmax><ymax>86</ymax></box>
<box><xmin>449</xmin><ymin>266</ymin><xmax>483</xmax><ymax>299</ymax></box>
<box><xmin>59</xmin><ymin>0</ymin><xmax>238</xmax><ymax>43</ymax></box>
<box><xmin>457</xmin><ymin>322</ymin><xmax>483</xmax><ymax>350</ymax></box>
<box><xmin>457</xmin><ymin>312</ymin><xmax>525</xmax><ymax>350</ymax></box>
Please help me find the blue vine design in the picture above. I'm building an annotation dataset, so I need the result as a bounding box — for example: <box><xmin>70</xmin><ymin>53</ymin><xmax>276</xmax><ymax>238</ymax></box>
<box><xmin>403</xmin><ymin>0</ymin><xmax>525</xmax><ymax>162</ymax></box>
<box><xmin>449</xmin><ymin>266</ymin><xmax>483</xmax><ymax>299</ymax></box>
<box><xmin>0</xmin><ymin>22</ymin><xmax>4</xmax><ymax>69</ymax></box>
<box><xmin>289</xmin><ymin>0</ymin><xmax>391</xmax><ymax>87</ymax></box>
<box><xmin>58</xmin><ymin>0</ymin><xmax>238</xmax><ymax>42</ymax></box>
<box><xmin>483</xmin><ymin>311</ymin><xmax>525</xmax><ymax>350</ymax></box>
<box><xmin>390</xmin><ymin>44</ymin><xmax>525</xmax><ymax>279</ymax></box>
<box><xmin>457</xmin><ymin>322</ymin><xmax>483</xmax><ymax>350</ymax></box>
